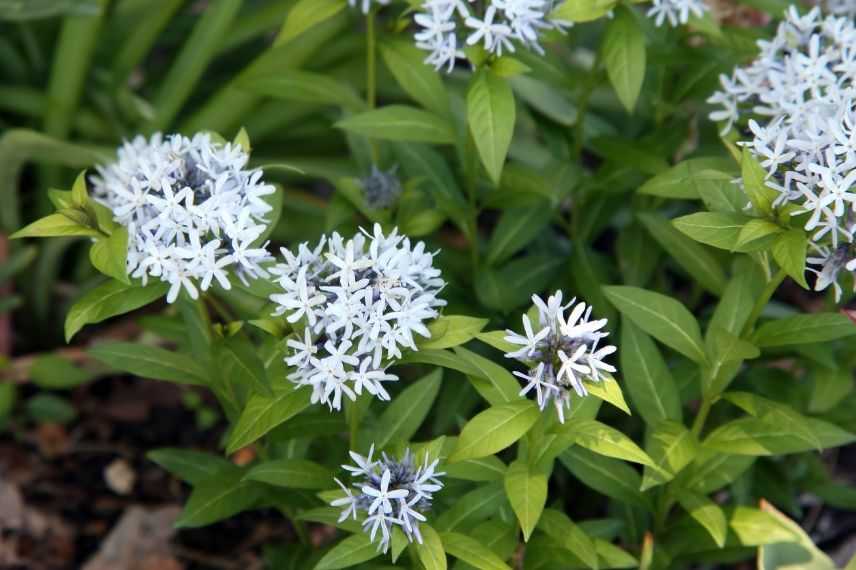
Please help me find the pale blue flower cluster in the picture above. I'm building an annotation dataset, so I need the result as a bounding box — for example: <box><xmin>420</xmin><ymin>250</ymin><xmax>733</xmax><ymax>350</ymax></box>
<box><xmin>91</xmin><ymin>133</ymin><xmax>274</xmax><ymax>303</ymax></box>
<box><xmin>332</xmin><ymin>446</ymin><xmax>445</xmax><ymax>552</ymax></box>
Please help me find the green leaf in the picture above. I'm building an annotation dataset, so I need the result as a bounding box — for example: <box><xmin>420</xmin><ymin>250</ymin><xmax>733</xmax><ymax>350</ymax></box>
<box><xmin>566</xmin><ymin>419</ymin><xmax>655</xmax><ymax>466</ymax></box>
<box><xmin>603</xmin><ymin>286</ymin><xmax>706</xmax><ymax>363</ymax></box>
<box><xmin>672</xmin><ymin>212</ymin><xmax>750</xmax><ymax>251</ymax></box>
<box><xmin>736</xmin><ymin>219</ymin><xmax>783</xmax><ymax>251</ymax></box>
<box><xmin>620</xmin><ymin>319</ymin><xmax>681</xmax><ymax>425</ymax></box>
<box><xmin>453</xmin><ymin>346</ymin><xmax>521</xmax><ymax>406</ymax></box>
<box><xmin>336</xmin><ymin>105</ymin><xmax>455</xmax><ymax>144</ymax></box>
<box><xmin>373</xmin><ymin>369</ymin><xmax>442</xmax><ymax>448</ymax></box>
<box><xmin>753</xmin><ymin>313</ymin><xmax>856</xmax><ymax>347</ymax></box>
<box><xmin>729</xmin><ymin>506</ymin><xmax>798</xmax><ymax>546</ymax></box>
<box><xmin>175</xmin><ymin>469</ymin><xmax>262</xmax><ymax>528</ymax></box>
<box><xmin>639</xmin><ymin>212</ymin><xmax>726</xmax><ymax>295</ymax></box>
<box><xmin>637</xmin><ymin>159</ymin><xmax>736</xmax><ymax>199</ymax></box>
<box><xmin>277</xmin><ymin>0</ymin><xmax>345</xmax><ymax>45</ymax></box>
<box><xmin>243</xmin><ymin>459</ymin><xmax>332</xmax><ymax>489</ymax></box>
<box><xmin>602</xmin><ymin>6</ymin><xmax>645</xmax><ymax>113</ymax></box>
<box><xmin>680</xmin><ymin>449</ymin><xmax>755</xmax><ymax>494</ymax></box>
<box><xmin>415</xmin><ymin>524</ymin><xmax>447</xmax><ymax>570</ymax></box>
<box><xmin>741</xmin><ymin>147</ymin><xmax>778</xmax><ymax>217</ymax></box>
<box><xmin>704</xmin><ymin>327</ymin><xmax>760</xmax><ymax>394</ymax></box>
<box><xmin>65</xmin><ymin>280</ymin><xmax>168</xmax><ymax>342</ymax></box>
<box><xmin>419</xmin><ymin>316</ymin><xmax>488</xmax><ymax>350</ymax></box>
<box><xmin>239</xmin><ymin>70</ymin><xmax>364</xmax><ymax>111</ymax></box>
<box><xmin>677</xmin><ymin>491</ymin><xmax>727</xmax><ymax>548</ymax></box>
<box><xmin>703</xmin><ymin>416</ymin><xmax>856</xmax><ymax>455</ymax></box>
<box><xmin>380</xmin><ymin>41</ymin><xmax>449</xmax><ymax>117</ymax></box>
<box><xmin>467</xmin><ymin>69</ymin><xmax>516</xmax><ymax>186</ymax></box>
<box><xmin>585</xmin><ymin>376</ymin><xmax>630</xmax><ymax>415</ymax></box>
<box><xmin>435</xmin><ymin>482</ymin><xmax>506</xmax><ymax>531</ymax></box>
<box><xmin>559</xmin><ymin>447</ymin><xmax>650</xmax><ymax>510</ymax></box>
<box><xmin>757</xmin><ymin>501</ymin><xmax>837</xmax><ymax>570</ymax></box>
<box><xmin>226</xmin><ymin>384</ymin><xmax>312</xmax><ymax>453</ymax></box>
<box><xmin>476</xmin><ymin>255</ymin><xmax>563</xmax><ymax>312</ymax></box>
<box><xmin>89</xmin><ymin>342</ymin><xmax>207</xmax><ymax>385</ymax></box>
<box><xmin>809</xmin><ymin>367</ymin><xmax>853</xmax><ymax>413</ymax></box>
<box><xmin>147</xmin><ymin>448</ymin><xmax>236</xmax><ymax>485</ymax></box>
<box><xmin>218</xmin><ymin>334</ymin><xmax>272</xmax><ymax>397</ymax></box>
<box><xmin>537</xmin><ymin>509</ymin><xmax>598</xmax><ymax>570</ymax></box>
<box><xmin>88</xmin><ymin>227</ymin><xmax>130</xmax><ymax>284</ymax></box>
<box><xmin>314</xmin><ymin>532</ymin><xmax>380</xmax><ymax>570</ymax></box>
<box><xmin>26</xmin><ymin>394</ymin><xmax>77</xmax><ymax>424</ymax></box>
<box><xmin>485</xmin><ymin>202</ymin><xmax>552</xmax><ymax>266</ymax></box>
<box><xmin>772</xmin><ymin>229</ymin><xmax>809</xmax><ymax>288</ymax></box>
<box><xmin>708</xmin><ymin>269</ymin><xmax>762</xmax><ymax>337</ymax></box>
<box><xmin>445</xmin><ymin>455</ymin><xmax>507</xmax><ymax>482</ymax></box>
<box><xmin>640</xmin><ymin>421</ymin><xmax>697</xmax><ymax>490</ymax></box>
<box><xmin>504</xmin><ymin>459</ymin><xmax>547</xmax><ymax>541</ymax></box>
<box><xmin>71</xmin><ymin>170</ymin><xmax>88</xmax><ymax>206</ymax></box>
<box><xmin>30</xmin><ymin>354</ymin><xmax>94</xmax><ymax>389</ymax></box>
<box><xmin>439</xmin><ymin>532</ymin><xmax>512</xmax><ymax>570</ymax></box>
<box><xmin>11</xmin><ymin>212</ymin><xmax>100</xmax><ymax>239</ymax></box>
<box><xmin>450</xmin><ymin>400</ymin><xmax>540</xmax><ymax>463</ymax></box>
<box><xmin>551</xmin><ymin>0</ymin><xmax>617</xmax><ymax>22</ymax></box>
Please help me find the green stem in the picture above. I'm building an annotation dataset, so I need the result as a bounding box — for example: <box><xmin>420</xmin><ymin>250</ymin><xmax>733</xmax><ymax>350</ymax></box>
<box><xmin>691</xmin><ymin>396</ymin><xmax>712</xmax><ymax>438</ymax></box>
<box><xmin>740</xmin><ymin>268</ymin><xmax>787</xmax><ymax>338</ymax></box>
<box><xmin>366</xmin><ymin>9</ymin><xmax>379</xmax><ymax>163</ymax></box>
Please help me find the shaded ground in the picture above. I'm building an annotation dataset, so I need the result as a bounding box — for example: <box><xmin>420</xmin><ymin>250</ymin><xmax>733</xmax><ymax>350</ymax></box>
<box><xmin>0</xmin><ymin>377</ymin><xmax>294</xmax><ymax>570</ymax></box>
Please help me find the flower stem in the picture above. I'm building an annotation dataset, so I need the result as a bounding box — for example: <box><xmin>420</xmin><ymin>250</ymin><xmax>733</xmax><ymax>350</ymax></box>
<box><xmin>366</xmin><ymin>9</ymin><xmax>379</xmax><ymax>163</ymax></box>
<box><xmin>740</xmin><ymin>268</ymin><xmax>787</xmax><ymax>337</ymax></box>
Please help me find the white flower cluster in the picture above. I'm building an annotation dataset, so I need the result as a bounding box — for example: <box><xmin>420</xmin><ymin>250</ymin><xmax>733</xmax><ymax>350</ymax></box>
<box><xmin>646</xmin><ymin>0</ymin><xmax>708</xmax><ymax>27</ymax></box>
<box><xmin>332</xmin><ymin>446</ymin><xmax>444</xmax><ymax>552</ymax></box>
<box><xmin>414</xmin><ymin>0</ymin><xmax>569</xmax><ymax>72</ymax></box>
<box><xmin>825</xmin><ymin>0</ymin><xmax>856</xmax><ymax>18</ymax></box>
<box><xmin>269</xmin><ymin>224</ymin><xmax>446</xmax><ymax>411</ymax></box>
<box><xmin>707</xmin><ymin>7</ymin><xmax>856</xmax><ymax>300</ymax></box>
<box><xmin>348</xmin><ymin>0</ymin><xmax>390</xmax><ymax>14</ymax></box>
<box><xmin>91</xmin><ymin>133</ymin><xmax>275</xmax><ymax>303</ymax></box>
<box><xmin>504</xmin><ymin>291</ymin><xmax>616</xmax><ymax>423</ymax></box>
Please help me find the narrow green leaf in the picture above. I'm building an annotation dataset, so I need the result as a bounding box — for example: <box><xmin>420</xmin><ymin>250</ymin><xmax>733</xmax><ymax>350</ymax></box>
<box><xmin>227</xmin><ymin>384</ymin><xmax>312</xmax><ymax>453</ymax></box>
<box><xmin>753</xmin><ymin>313</ymin><xmax>856</xmax><ymax>347</ymax></box>
<box><xmin>89</xmin><ymin>342</ymin><xmax>207</xmax><ymax>385</ymax></box>
<box><xmin>11</xmin><ymin>212</ymin><xmax>100</xmax><ymax>239</ymax></box>
<box><xmin>419</xmin><ymin>316</ymin><xmax>488</xmax><ymax>350</ymax></box>
<box><xmin>772</xmin><ymin>229</ymin><xmax>809</xmax><ymax>288</ymax></box>
<box><xmin>620</xmin><ymin>319</ymin><xmax>681</xmax><ymax>425</ymax></box>
<box><xmin>415</xmin><ymin>524</ymin><xmax>447</xmax><ymax>570</ymax></box>
<box><xmin>757</xmin><ymin>501</ymin><xmax>837</xmax><ymax>570</ymax></box>
<box><xmin>677</xmin><ymin>492</ymin><xmax>727</xmax><ymax>548</ymax></box>
<box><xmin>380</xmin><ymin>40</ymin><xmax>449</xmax><ymax>117</ymax></box>
<box><xmin>239</xmin><ymin>70</ymin><xmax>365</xmax><ymax>111</ymax></box>
<box><xmin>147</xmin><ymin>448</ymin><xmax>236</xmax><ymax>485</ymax></box>
<box><xmin>89</xmin><ymin>227</ymin><xmax>129</xmax><ymax>284</ymax></box>
<box><xmin>537</xmin><ymin>509</ymin><xmax>598</xmax><ymax>570</ymax></box>
<box><xmin>559</xmin><ymin>447</ymin><xmax>651</xmax><ymax>510</ymax></box>
<box><xmin>504</xmin><ymin>460</ymin><xmax>547</xmax><ymax>541</ymax></box>
<box><xmin>336</xmin><ymin>105</ymin><xmax>455</xmax><ymax>144</ymax></box>
<box><xmin>373</xmin><ymin>369</ymin><xmax>442</xmax><ymax>448</ymax></box>
<box><xmin>175</xmin><ymin>469</ymin><xmax>262</xmax><ymax>528</ymax></box>
<box><xmin>467</xmin><ymin>69</ymin><xmax>516</xmax><ymax>185</ymax></box>
<box><xmin>439</xmin><ymin>532</ymin><xmax>512</xmax><ymax>570</ymax></box>
<box><xmin>602</xmin><ymin>6</ymin><xmax>645</xmax><ymax>113</ymax></box>
<box><xmin>65</xmin><ymin>280</ymin><xmax>168</xmax><ymax>341</ymax></box>
<box><xmin>672</xmin><ymin>212</ymin><xmax>750</xmax><ymax>251</ymax></box>
<box><xmin>219</xmin><ymin>334</ymin><xmax>272</xmax><ymax>397</ymax></box>
<box><xmin>315</xmin><ymin>533</ymin><xmax>380</xmax><ymax>570</ymax></box>
<box><xmin>277</xmin><ymin>0</ymin><xmax>346</xmax><ymax>45</ymax></box>
<box><xmin>637</xmin><ymin>159</ymin><xmax>736</xmax><ymax>199</ymax></box>
<box><xmin>243</xmin><ymin>459</ymin><xmax>331</xmax><ymax>489</ymax></box>
<box><xmin>741</xmin><ymin>148</ymin><xmax>778</xmax><ymax>217</ymax></box>
<box><xmin>640</xmin><ymin>421</ymin><xmax>697</xmax><ymax>490</ymax></box>
<box><xmin>450</xmin><ymin>401</ymin><xmax>540</xmax><ymax>462</ymax></box>
<box><xmin>435</xmin><ymin>482</ymin><xmax>506</xmax><ymax>531</ymax></box>
<box><xmin>603</xmin><ymin>286</ymin><xmax>706</xmax><ymax>363</ymax></box>
<box><xmin>639</xmin><ymin>212</ymin><xmax>726</xmax><ymax>295</ymax></box>
<box><xmin>453</xmin><ymin>346</ymin><xmax>521</xmax><ymax>406</ymax></box>
<box><xmin>485</xmin><ymin>202</ymin><xmax>551</xmax><ymax>266</ymax></box>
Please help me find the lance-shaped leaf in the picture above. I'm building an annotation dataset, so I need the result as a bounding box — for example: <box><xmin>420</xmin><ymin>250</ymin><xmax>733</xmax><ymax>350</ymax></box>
<box><xmin>504</xmin><ymin>460</ymin><xmax>547</xmax><ymax>541</ymax></box>
<box><xmin>450</xmin><ymin>400</ymin><xmax>540</xmax><ymax>462</ymax></box>
<box><xmin>467</xmin><ymin>69</ymin><xmax>516</xmax><ymax>185</ymax></box>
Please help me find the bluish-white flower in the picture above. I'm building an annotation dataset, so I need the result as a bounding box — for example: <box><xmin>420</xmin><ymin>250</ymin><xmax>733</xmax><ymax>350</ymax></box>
<box><xmin>414</xmin><ymin>0</ymin><xmax>569</xmax><ymax>72</ymax></box>
<box><xmin>270</xmin><ymin>224</ymin><xmax>446</xmax><ymax>411</ymax></box>
<box><xmin>505</xmin><ymin>291</ymin><xmax>616</xmax><ymax>423</ymax></box>
<box><xmin>708</xmin><ymin>7</ymin><xmax>856</xmax><ymax>281</ymax></box>
<box><xmin>646</xmin><ymin>0</ymin><xmax>708</xmax><ymax>27</ymax></box>
<box><xmin>332</xmin><ymin>448</ymin><xmax>445</xmax><ymax>552</ymax></box>
<box><xmin>91</xmin><ymin>132</ymin><xmax>275</xmax><ymax>303</ymax></box>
